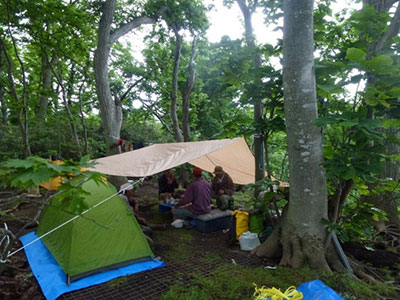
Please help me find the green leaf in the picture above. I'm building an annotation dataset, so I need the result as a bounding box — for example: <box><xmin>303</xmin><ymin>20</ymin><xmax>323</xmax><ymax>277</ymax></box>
<box><xmin>388</xmin><ymin>87</ymin><xmax>400</xmax><ymax>97</ymax></box>
<box><xmin>365</xmin><ymin>97</ymin><xmax>379</xmax><ymax>106</ymax></box>
<box><xmin>2</xmin><ymin>159</ymin><xmax>36</xmax><ymax>169</ymax></box>
<box><xmin>346</xmin><ymin>48</ymin><xmax>366</xmax><ymax>63</ymax></box>
<box><xmin>366</xmin><ymin>55</ymin><xmax>393</xmax><ymax>71</ymax></box>
<box><xmin>341</xmin><ymin>121</ymin><xmax>358</xmax><ymax>127</ymax></box>
<box><xmin>372</xmin><ymin>213</ymin><xmax>380</xmax><ymax>222</ymax></box>
<box><xmin>31</xmin><ymin>168</ymin><xmax>57</xmax><ymax>185</ymax></box>
<box><xmin>382</xmin><ymin>119</ymin><xmax>400</xmax><ymax>129</ymax></box>
<box><xmin>343</xmin><ymin>167</ymin><xmax>356</xmax><ymax>180</ymax></box>
<box><xmin>263</xmin><ymin>192</ymin><xmax>276</xmax><ymax>201</ymax></box>
<box><xmin>323</xmin><ymin>145</ymin><xmax>335</xmax><ymax>159</ymax></box>
<box><xmin>358</xmin><ymin>119</ymin><xmax>381</xmax><ymax>129</ymax></box>
<box><xmin>314</xmin><ymin>116</ymin><xmax>339</xmax><ymax>127</ymax></box>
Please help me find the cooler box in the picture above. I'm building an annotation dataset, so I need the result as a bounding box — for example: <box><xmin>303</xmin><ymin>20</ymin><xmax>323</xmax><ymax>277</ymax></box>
<box><xmin>195</xmin><ymin>209</ymin><xmax>232</xmax><ymax>233</ymax></box>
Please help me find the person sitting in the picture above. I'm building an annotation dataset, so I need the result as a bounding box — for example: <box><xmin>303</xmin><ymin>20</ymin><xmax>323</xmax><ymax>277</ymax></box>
<box><xmin>119</xmin><ymin>182</ymin><xmax>135</xmax><ymax>207</ymax></box>
<box><xmin>172</xmin><ymin>167</ymin><xmax>211</xmax><ymax>220</ymax></box>
<box><xmin>211</xmin><ymin>166</ymin><xmax>234</xmax><ymax>211</ymax></box>
<box><xmin>158</xmin><ymin>169</ymin><xmax>179</xmax><ymax>200</ymax></box>
<box><xmin>119</xmin><ymin>183</ymin><xmax>152</xmax><ymax>235</ymax></box>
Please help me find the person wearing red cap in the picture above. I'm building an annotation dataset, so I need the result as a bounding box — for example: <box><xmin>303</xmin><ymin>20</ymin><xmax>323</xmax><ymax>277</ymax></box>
<box><xmin>172</xmin><ymin>167</ymin><xmax>211</xmax><ymax>220</ymax></box>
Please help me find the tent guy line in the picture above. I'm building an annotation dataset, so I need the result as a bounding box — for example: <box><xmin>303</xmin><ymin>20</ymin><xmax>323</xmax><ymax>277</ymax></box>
<box><xmin>4</xmin><ymin>177</ymin><xmax>145</xmax><ymax>260</ymax></box>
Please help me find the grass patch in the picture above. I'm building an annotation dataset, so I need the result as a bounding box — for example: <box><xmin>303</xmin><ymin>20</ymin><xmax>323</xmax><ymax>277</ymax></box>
<box><xmin>161</xmin><ymin>264</ymin><xmax>398</xmax><ymax>300</ymax></box>
<box><xmin>153</xmin><ymin>228</ymin><xmax>193</xmax><ymax>261</ymax></box>
<box><xmin>107</xmin><ymin>276</ymin><xmax>130</xmax><ymax>289</ymax></box>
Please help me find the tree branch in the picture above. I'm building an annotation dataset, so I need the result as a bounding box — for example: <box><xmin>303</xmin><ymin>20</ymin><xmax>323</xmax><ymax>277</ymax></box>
<box><xmin>137</xmin><ymin>98</ymin><xmax>174</xmax><ymax>135</ymax></box>
<box><xmin>376</xmin><ymin>2</ymin><xmax>400</xmax><ymax>51</ymax></box>
<box><xmin>120</xmin><ymin>77</ymin><xmax>145</xmax><ymax>103</ymax></box>
<box><xmin>110</xmin><ymin>16</ymin><xmax>156</xmax><ymax>44</ymax></box>
<box><xmin>182</xmin><ymin>35</ymin><xmax>198</xmax><ymax>142</ymax></box>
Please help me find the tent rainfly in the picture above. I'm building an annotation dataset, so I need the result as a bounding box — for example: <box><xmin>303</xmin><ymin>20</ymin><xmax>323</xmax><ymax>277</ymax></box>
<box><xmin>37</xmin><ymin>179</ymin><xmax>154</xmax><ymax>282</ymax></box>
<box><xmin>89</xmin><ymin>137</ymin><xmax>288</xmax><ymax>186</ymax></box>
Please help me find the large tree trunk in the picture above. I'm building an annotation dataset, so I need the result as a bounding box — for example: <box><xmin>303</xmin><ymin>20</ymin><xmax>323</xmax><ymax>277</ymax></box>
<box><xmin>94</xmin><ymin>0</ymin><xmax>157</xmax><ymax>152</ymax></box>
<box><xmin>279</xmin><ymin>0</ymin><xmax>336</xmax><ymax>271</ymax></box>
<box><xmin>94</xmin><ymin>0</ymin><xmax>122</xmax><ymax>154</ymax></box>
<box><xmin>93</xmin><ymin>0</ymin><xmax>157</xmax><ymax>188</ymax></box>
<box><xmin>237</xmin><ymin>0</ymin><xmax>265</xmax><ymax>185</ymax></box>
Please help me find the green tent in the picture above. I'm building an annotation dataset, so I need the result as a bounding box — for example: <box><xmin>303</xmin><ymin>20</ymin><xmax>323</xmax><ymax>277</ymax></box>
<box><xmin>37</xmin><ymin>179</ymin><xmax>154</xmax><ymax>282</ymax></box>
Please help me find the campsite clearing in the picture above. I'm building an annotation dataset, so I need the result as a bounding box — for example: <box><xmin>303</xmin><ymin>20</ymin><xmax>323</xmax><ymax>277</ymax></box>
<box><xmin>0</xmin><ymin>184</ymin><xmax>399</xmax><ymax>300</ymax></box>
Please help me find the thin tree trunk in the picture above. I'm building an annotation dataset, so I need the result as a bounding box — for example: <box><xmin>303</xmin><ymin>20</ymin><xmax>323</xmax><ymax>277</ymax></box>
<box><xmin>78</xmin><ymin>72</ymin><xmax>89</xmax><ymax>155</ymax></box>
<box><xmin>0</xmin><ymin>48</ymin><xmax>7</xmax><ymax>127</ymax></box>
<box><xmin>48</xmin><ymin>62</ymin><xmax>82</xmax><ymax>158</ymax></box>
<box><xmin>0</xmin><ymin>36</ymin><xmax>31</xmax><ymax>157</ymax></box>
<box><xmin>37</xmin><ymin>53</ymin><xmax>55</xmax><ymax>118</ymax></box>
<box><xmin>237</xmin><ymin>0</ymin><xmax>265</xmax><ymax>186</ymax></box>
<box><xmin>182</xmin><ymin>35</ymin><xmax>198</xmax><ymax>142</ymax></box>
<box><xmin>171</xmin><ymin>27</ymin><xmax>184</xmax><ymax>142</ymax></box>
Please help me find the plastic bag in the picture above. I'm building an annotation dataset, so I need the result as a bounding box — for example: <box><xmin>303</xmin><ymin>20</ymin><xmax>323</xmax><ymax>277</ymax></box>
<box><xmin>171</xmin><ymin>219</ymin><xmax>184</xmax><ymax>228</ymax></box>
<box><xmin>297</xmin><ymin>280</ymin><xmax>344</xmax><ymax>300</ymax></box>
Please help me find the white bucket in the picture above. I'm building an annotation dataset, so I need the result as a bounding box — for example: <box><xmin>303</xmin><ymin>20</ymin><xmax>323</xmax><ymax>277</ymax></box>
<box><xmin>238</xmin><ymin>231</ymin><xmax>260</xmax><ymax>251</ymax></box>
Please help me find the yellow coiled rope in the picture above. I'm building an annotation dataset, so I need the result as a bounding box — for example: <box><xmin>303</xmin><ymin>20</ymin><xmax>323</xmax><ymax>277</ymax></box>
<box><xmin>252</xmin><ymin>284</ymin><xmax>303</xmax><ymax>300</ymax></box>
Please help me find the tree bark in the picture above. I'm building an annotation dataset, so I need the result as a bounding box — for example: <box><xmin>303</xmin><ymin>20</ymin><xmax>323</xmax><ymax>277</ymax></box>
<box><xmin>182</xmin><ymin>35</ymin><xmax>198</xmax><ymax>142</ymax></box>
<box><xmin>94</xmin><ymin>0</ymin><xmax>121</xmax><ymax>154</ymax></box>
<box><xmin>78</xmin><ymin>72</ymin><xmax>89</xmax><ymax>155</ymax></box>
<box><xmin>48</xmin><ymin>61</ymin><xmax>82</xmax><ymax>158</ymax></box>
<box><xmin>0</xmin><ymin>47</ymin><xmax>7</xmax><ymax>127</ymax></box>
<box><xmin>0</xmin><ymin>36</ymin><xmax>31</xmax><ymax>157</ymax></box>
<box><xmin>279</xmin><ymin>0</ymin><xmax>333</xmax><ymax>271</ymax></box>
<box><xmin>328</xmin><ymin>179</ymin><xmax>354</xmax><ymax>222</ymax></box>
<box><xmin>237</xmin><ymin>0</ymin><xmax>265</xmax><ymax>186</ymax></box>
<box><xmin>94</xmin><ymin>0</ymin><xmax>157</xmax><ymax>153</ymax></box>
<box><xmin>37</xmin><ymin>52</ymin><xmax>57</xmax><ymax>118</ymax></box>
<box><xmin>170</xmin><ymin>27</ymin><xmax>184</xmax><ymax>142</ymax></box>
<box><xmin>362</xmin><ymin>0</ymin><xmax>400</xmax><ymax>229</ymax></box>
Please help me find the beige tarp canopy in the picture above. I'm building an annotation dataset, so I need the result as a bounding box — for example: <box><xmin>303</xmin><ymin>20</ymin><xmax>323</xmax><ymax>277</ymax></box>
<box><xmin>89</xmin><ymin>137</ymin><xmax>287</xmax><ymax>186</ymax></box>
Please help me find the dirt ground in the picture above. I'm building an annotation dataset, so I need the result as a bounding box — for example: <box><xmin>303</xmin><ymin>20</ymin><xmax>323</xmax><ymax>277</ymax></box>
<box><xmin>1</xmin><ymin>184</ymin><xmax>399</xmax><ymax>300</ymax></box>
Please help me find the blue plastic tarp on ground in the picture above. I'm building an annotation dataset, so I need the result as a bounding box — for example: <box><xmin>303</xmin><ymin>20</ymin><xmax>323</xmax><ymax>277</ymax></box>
<box><xmin>20</xmin><ymin>232</ymin><xmax>165</xmax><ymax>300</ymax></box>
<box><xmin>263</xmin><ymin>279</ymin><xmax>344</xmax><ymax>300</ymax></box>
<box><xmin>297</xmin><ymin>280</ymin><xmax>344</xmax><ymax>300</ymax></box>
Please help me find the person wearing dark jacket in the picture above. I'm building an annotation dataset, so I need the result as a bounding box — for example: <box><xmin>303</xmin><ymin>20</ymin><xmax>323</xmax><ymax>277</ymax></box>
<box><xmin>158</xmin><ymin>169</ymin><xmax>179</xmax><ymax>200</ymax></box>
<box><xmin>211</xmin><ymin>166</ymin><xmax>234</xmax><ymax>210</ymax></box>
